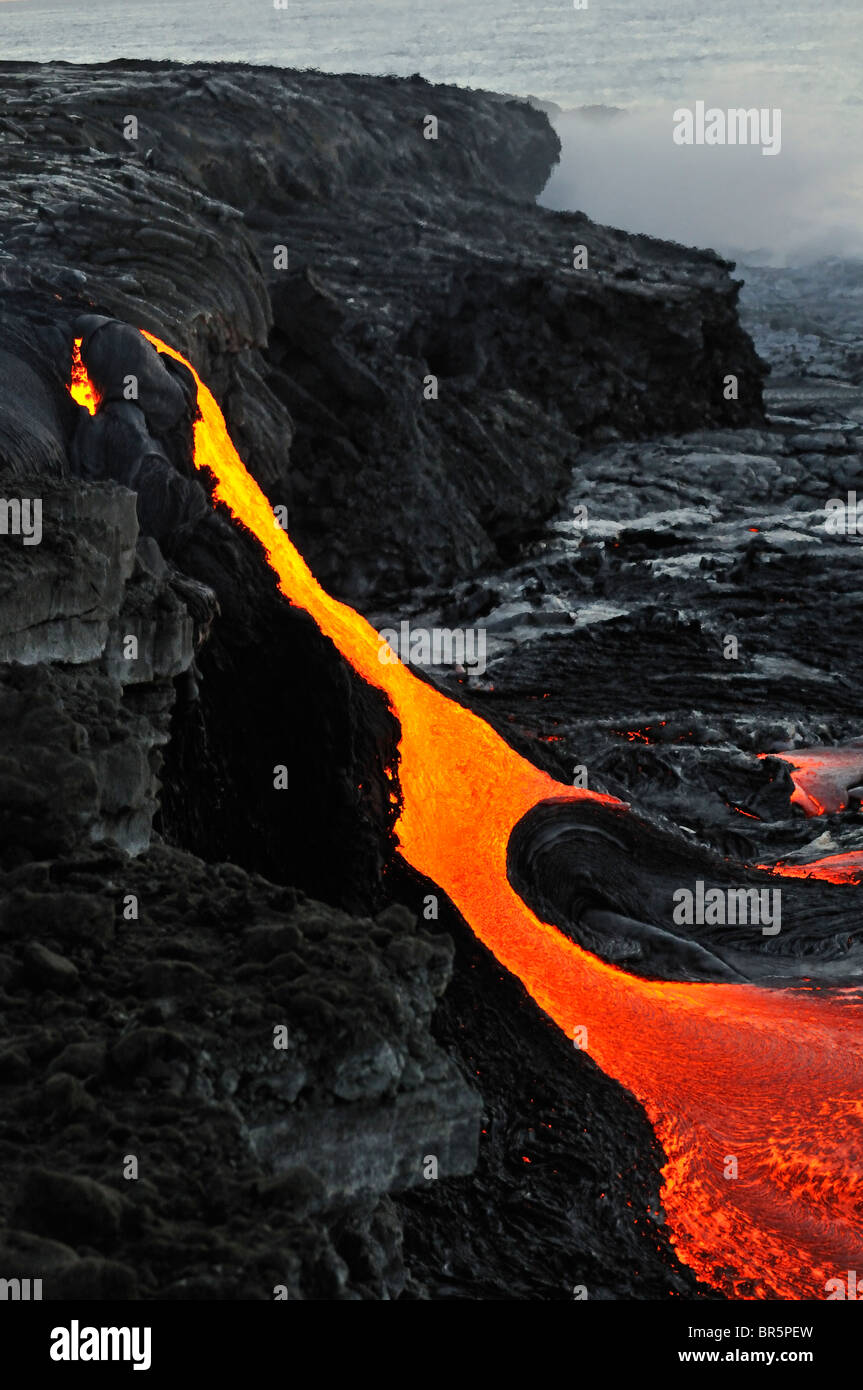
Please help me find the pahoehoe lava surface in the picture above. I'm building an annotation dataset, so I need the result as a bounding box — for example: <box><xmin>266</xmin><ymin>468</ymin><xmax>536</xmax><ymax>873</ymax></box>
<box><xmin>0</xmin><ymin>60</ymin><xmax>858</xmax><ymax>1301</ymax></box>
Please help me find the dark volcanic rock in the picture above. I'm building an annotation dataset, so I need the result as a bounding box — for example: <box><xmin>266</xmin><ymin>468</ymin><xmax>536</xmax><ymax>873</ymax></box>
<box><xmin>0</xmin><ymin>844</ymin><xmax>479</xmax><ymax>1299</ymax></box>
<box><xmin>0</xmin><ymin>60</ymin><xmax>765</xmax><ymax>601</ymax></box>
<box><xmin>0</xmin><ymin>59</ymin><xmax>776</xmax><ymax>1302</ymax></box>
<box><xmin>15</xmin><ymin>1169</ymin><xmax>131</xmax><ymax>1248</ymax></box>
<box><xmin>508</xmin><ymin>797</ymin><xmax>863</xmax><ymax>983</ymax></box>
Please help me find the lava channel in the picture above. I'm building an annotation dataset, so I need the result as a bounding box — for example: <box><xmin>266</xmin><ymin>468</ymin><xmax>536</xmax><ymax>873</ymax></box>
<box><xmin>76</xmin><ymin>331</ymin><xmax>863</xmax><ymax>1300</ymax></box>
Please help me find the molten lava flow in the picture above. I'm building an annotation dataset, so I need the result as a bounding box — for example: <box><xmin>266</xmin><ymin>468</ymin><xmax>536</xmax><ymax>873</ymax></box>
<box><xmin>757</xmin><ymin>746</ymin><xmax>863</xmax><ymax>881</ymax></box>
<box><xmin>759</xmin><ymin>745</ymin><xmax>863</xmax><ymax>818</ymax></box>
<box><xmin>118</xmin><ymin>330</ymin><xmax>863</xmax><ymax>1299</ymax></box>
<box><xmin>68</xmin><ymin>337</ymin><xmax>100</xmax><ymax>414</ymax></box>
<box><xmin>763</xmin><ymin>853</ymin><xmax>863</xmax><ymax>885</ymax></box>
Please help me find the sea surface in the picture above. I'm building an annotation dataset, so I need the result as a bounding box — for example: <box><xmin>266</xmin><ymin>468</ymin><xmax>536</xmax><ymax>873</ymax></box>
<box><xmin>1</xmin><ymin>0</ymin><xmax>861</xmax><ymax>260</ymax></box>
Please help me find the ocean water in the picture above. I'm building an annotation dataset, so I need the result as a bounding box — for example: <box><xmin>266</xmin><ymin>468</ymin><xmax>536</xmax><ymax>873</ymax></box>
<box><xmin>1</xmin><ymin>0</ymin><xmax>861</xmax><ymax>262</ymax></box>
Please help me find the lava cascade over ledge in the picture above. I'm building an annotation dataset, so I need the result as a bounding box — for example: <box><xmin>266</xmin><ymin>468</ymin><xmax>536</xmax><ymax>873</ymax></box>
<box><xmin>70</xmin><ymin>329</ymin><xmax>863</xmax><ymax>1301</ymax></box>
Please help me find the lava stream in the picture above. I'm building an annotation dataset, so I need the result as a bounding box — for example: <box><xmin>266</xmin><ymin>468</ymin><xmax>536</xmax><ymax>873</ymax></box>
<box><xmin>69</xmin><ymin>337</ymin><xmax>101</xmax><ymax>415</ymax></box>
<box><xmin>125</xmin><ymin>332</ymin><xmax>863</xmax><ymax>1299</ymax></box>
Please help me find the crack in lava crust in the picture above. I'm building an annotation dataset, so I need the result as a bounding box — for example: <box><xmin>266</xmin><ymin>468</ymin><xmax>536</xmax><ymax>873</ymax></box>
<box><xmin>139</xmin><ymin>330</ymin><xmax>863</xmax><ymax>1300</ymax></box>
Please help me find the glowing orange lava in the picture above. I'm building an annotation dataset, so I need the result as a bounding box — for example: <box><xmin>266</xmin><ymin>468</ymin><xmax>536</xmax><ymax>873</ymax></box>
<box><xmin>759</xmin><ymin>746</ymin><xmax>863</xmax><ymax>818</ymax></box>
<box><xmin>81</xmin><ymin>330</ymin><xmax>863</xmax><ymax>1300</ymax></box>
<box><xmin>756</xmin><ymin>746</ymin><xmax>863</xmax><ymax>882</ymax></box>
<box><xmin>764</xmin><ymin>853</ymin><xmax>863</xmax><ymax>885</ymax></box>
<box><xmin>67</xmin><ymin>337</ymin><xmax>101</xmax><ymax>415</ymax></box>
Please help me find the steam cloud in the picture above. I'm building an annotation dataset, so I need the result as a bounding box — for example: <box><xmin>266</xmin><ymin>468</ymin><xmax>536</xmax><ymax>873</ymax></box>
<box><xmin>540</xmin><ymin>102</ymin><xmax>863</xmax><ymax>267</ymax></box>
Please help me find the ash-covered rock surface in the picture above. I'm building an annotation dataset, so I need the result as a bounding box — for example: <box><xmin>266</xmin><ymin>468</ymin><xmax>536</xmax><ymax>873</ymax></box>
<box><xmin>0</xmin><ymin>59</ymin><xmax>783</xmax><ymax>1301</ymax></box>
